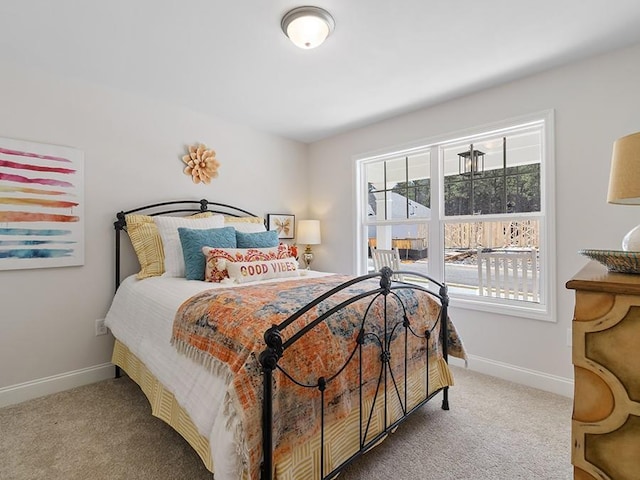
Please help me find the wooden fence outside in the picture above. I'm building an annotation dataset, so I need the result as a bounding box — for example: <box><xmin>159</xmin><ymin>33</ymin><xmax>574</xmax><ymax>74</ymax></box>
<box><xmin>445</xmin><ymin>220</ymin><xmax>539</xmax><ymax>250</ymax></box>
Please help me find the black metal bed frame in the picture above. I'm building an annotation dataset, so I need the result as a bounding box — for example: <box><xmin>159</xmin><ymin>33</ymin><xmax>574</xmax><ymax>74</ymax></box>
<box><xmin>113</xmin><ymin>199</ymin><xmax>451</xmax><ymax>480</ymax></box>
<box><xmin>258</xmin><ymin>267</ymin><xmax>450</xmax><ymax>480</ymax></box>
<box><xmin>113</xmin><ymin>198</ymin><xmax>256</xmax><ymax>293</ymax></box>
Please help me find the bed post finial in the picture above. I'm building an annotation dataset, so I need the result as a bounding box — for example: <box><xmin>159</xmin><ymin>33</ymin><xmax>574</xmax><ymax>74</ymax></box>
<box><xmin>259</xmin><ymin>326</ymin><xmax>283</xmax><ymax>370</ymax></box>
<box><xmin>114</xmin><ymin>211</ymin><xmax>126</xmax><ymax>231</ymax></box>
<box><xmin>379</xmin><ymin>266</ymin><xmax>393</xmax><ymax>294</ymax></box>
<box><xmin>439</xmin><ymin>283</ymin><xmax>449</xmax><ymax>307</ymax></box>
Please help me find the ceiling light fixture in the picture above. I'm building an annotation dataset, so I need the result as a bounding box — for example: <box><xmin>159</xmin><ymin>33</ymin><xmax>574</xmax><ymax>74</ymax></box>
<box><xmin>281</xmin><ymin>6</ymin><xmax>335</xmax><ymax>49</ymax></box>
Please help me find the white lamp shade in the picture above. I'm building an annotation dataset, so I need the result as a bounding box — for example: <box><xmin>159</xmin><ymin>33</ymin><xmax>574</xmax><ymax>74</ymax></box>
<box><xmin>281</xmin><ymin>7</ymin><xmax>335</xmax><ymax>49</ymax></box>
<box><xmin>297</xmin><ymin>220</ymin><xmax>321</xmax><ymax>245</ymax></box>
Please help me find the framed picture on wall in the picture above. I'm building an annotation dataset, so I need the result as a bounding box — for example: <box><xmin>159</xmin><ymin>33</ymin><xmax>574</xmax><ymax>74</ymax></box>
<box><xmin>0</xmin><ymin>136</ymin><xmax>84</xmax><ymax>271</ymax></box>
<box><xmin>267</xmin><ymin>214</ymin><xmax>295</xmax><ymax>239</ymax></box>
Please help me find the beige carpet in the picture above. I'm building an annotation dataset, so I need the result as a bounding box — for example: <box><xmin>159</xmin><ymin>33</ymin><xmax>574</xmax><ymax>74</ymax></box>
<box><xmin>0</xmin><ymin>366</ymin><xmax>572</xmax><ymax>480</ymax></box>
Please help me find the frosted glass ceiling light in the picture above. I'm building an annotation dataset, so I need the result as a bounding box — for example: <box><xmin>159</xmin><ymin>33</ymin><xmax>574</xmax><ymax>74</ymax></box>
<box><xmin>281</xmin><ymin>6</ymin><xmax>335</xmax><ymax>49</ymax></box>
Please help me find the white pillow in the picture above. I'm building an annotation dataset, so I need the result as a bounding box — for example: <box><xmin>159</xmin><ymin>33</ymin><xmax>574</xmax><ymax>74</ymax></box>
<box><xmin>155</xmin><ymin>214</ymin><xmax>225</xmax><ymax>277</ymax></box>
<box><xmin>225</xmin><ymin>221</ymin><xmax>266</xmax><ymax>233</ymax></box>
<box><xmin>226</xmin><ymin>257</ymin><xmax>299</xmax><ymax>284</ymax></box>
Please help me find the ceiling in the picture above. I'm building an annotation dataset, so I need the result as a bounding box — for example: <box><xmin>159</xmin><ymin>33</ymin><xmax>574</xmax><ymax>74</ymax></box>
<box><xmin>1</xmin><ymin>1</ymin><xmax>640</xmax><ymax>143</ymax></box>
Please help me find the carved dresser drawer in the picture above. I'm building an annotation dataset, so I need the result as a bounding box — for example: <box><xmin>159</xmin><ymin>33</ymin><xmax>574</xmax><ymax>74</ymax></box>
<box><xmin>567</xmin><ymin>261</ymin><xmax>640</xmax><ymax>480</ymax></box>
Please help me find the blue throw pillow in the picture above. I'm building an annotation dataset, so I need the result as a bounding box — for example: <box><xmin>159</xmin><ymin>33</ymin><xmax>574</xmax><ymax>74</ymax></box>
<box><xmin>236</xmin><ymin>230</ymin><xmax>279</xmax><ymax>248</ymax></box>
<box><xmin>178</xmin><ymin>226</ymin><xmax>236</xmax><ymax>280</ymax></box>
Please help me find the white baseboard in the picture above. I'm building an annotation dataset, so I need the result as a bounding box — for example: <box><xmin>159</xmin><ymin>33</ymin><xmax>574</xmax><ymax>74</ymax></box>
<box><xmin>448</xmin><ymin>354</ymin><xmax>574</xmax><ymax>398</ymax></box>
<box><xmin>0</xmin><ymin>356</ymin><xmax>573</xmax><ymax>409</ymax></box>
<box><xmin>0</xmin><ymin>363</ymin><xmax>115</xmax><ymax>408</ymax></box>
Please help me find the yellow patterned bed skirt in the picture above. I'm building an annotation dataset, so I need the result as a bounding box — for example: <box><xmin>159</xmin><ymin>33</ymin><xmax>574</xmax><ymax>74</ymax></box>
<box><xmin>111</xmin><ymin>340</ymin><xmax>216</xmax><ymax>472</ymax></box>
<box><xmin>112</xmin><ymin>339</ymin><xmax>454</xmax><ymax>479</ymax></box>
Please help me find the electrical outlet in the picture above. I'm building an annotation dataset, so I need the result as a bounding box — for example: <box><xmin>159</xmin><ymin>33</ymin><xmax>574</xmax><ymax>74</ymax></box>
<box><xmin>566</xmin><ymin>327</ymin><xmax>572</xmax><ymax>347</ymax></box>
<box><xmin>95</xmin><ymin>318</ymin><xmax>108</xmax><ymax>336</ymax></box>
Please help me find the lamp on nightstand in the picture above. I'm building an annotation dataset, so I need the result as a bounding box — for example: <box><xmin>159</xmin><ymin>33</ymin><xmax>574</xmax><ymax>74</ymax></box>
<box><xmin>297</xmin><ymin>220</ymin><xmax>321</xmax><ymax>269</ymax></box>
<box><xmin>607</xmin><ymin>131</ymin><xmax>640</xmax><ymax>251</ymax></box>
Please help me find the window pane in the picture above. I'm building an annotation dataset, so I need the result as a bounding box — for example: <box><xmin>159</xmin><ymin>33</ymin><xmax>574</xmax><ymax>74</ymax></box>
<box><xmin>388</xmin><ymin>191</ymin><xmax>410</xmax><ymax>220</ymax></box>
<box><xmin>407</xmin><ymin>152</ymin><xmax>431</xmax><ymax>211</ymax></box>
<box><xmin>443</xmin><ymin>220</ymin><xmax>540</xmax><ymax>303</ymax></box>
<box><xmin>368</xmin><ymin>223</ymin><xmax>429</xmax><ymax>274</ymax></box>
<box><xmin>365</xmin><ymin>162</ymin><xmax>385</xmax><ymax>187</ymax></box>
<box><xmin>408</xmin><ymin>153</ymin><xmax>430</xmax><ymax>183</ymax></box>
<box><xmin>443</xmin><ymin>129</ymin><xmax>541</xmax><ymax>217</ymax></box>
<box><xmin>385</xmin><ymin>157</ymin><xmax>407</xmax><ymax>189</ymax></box>
<box><xmin>365</xmin><ymin>161</ymin><xmax>386</xmax><ymax>220</ymax></box>
<box><xmin>365</xmin><ymin>152</ymin><xmax>430</xmax><ymax>221</ymax></box>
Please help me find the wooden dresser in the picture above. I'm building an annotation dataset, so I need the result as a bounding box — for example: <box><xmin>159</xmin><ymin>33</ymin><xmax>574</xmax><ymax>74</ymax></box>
<box><xmin>566</xmin><ymin>261</ymin><xmax>640</xmax><ymax>480</ymax></box>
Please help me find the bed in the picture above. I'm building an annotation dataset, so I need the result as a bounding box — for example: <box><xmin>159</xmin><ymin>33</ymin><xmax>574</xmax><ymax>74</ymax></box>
<box><xmin>104</xmin><ymin>199</ymin><xmax>466</xmax><ymax>480</ymax></box>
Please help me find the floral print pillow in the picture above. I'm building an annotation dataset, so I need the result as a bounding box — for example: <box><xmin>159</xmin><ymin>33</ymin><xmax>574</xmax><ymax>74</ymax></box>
<box><xmin>202</xmin><ymin>244</ymin><xmax>293</xmax><ymax>282</ymax></box>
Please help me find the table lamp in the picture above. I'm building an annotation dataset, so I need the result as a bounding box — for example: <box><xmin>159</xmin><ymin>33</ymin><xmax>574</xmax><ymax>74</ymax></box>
<box><xmin>297</xmin><ymin>220</ymin><xmax>321</xmax><ymax>269</ymax></box>
<box><xmin>607</xmin><ymin>131</ymin><xmax>640</xmax><ymax>251</ymax></box>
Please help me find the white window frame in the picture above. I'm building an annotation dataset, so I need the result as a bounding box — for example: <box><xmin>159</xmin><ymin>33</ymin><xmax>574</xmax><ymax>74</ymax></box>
<box><xmin>354</xmin><ymin>110</ymin><xmax>556</xmax><ymax>322</ymax></box>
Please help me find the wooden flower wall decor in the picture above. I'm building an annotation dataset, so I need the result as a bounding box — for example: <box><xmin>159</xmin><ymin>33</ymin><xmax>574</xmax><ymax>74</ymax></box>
<box><xmin>182</xmin><ymin>144</ymin><xmax>220</xmax><ymax>184</ymax></box>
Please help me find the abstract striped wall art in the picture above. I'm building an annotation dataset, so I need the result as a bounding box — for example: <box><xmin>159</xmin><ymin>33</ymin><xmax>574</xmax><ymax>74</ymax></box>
<box><xmin>0</xmin><ymin>137</ymin><xmax>84</xmax><ymax>270</ymax></box>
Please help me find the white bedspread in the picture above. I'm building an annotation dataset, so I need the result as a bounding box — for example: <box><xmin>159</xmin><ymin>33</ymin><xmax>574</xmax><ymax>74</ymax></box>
<box><xmin>104</xmin><ymin>271</ymin><xmax>331</xmax><ymax>480</ymax></box>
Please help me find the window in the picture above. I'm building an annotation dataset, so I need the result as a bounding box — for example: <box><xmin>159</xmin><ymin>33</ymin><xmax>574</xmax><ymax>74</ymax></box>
<box><xmin>356</xmin><ymin>112</ymin><xmax>555</xmax><ymax>321</ymax></box>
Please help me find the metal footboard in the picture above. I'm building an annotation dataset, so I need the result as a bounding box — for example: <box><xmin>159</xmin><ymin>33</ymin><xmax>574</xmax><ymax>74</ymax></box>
<box><xmin>259</xmin><ymin>266</ymin><xmax>450</xmax><ymax>480</ymax></box>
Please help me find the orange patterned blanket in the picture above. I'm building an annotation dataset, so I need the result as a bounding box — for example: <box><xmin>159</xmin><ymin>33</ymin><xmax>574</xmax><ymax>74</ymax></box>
<box><xmin>171</xmin><ymin>275</ymin><xmax>465</xmax><ymax>480</ymax></box>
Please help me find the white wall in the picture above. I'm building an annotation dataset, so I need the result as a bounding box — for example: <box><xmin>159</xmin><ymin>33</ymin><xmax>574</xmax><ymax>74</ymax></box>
<box><xmin>3</xmin><ymin>42</ymin><xmax>639</xmax><ymax>404</ymax></box>
<box><xmin>0</xmin><ymin>61</ymin><xmax>308</xmax><ymax>401</ymax></box>
<box><xmin>308</xmin><ymin>42</ymin><xmax>640</xmax><ymax>396</ymax></box>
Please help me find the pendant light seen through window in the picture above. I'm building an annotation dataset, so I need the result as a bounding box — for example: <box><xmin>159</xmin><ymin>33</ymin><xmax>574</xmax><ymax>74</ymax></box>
<box><xmin>458</xmin><ymin>144</ymin><xmax>485</xmax><ymax>176</ymax></box>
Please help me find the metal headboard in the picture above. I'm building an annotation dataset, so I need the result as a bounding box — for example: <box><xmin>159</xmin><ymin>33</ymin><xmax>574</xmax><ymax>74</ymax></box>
<box><xmin>113</xmin><ymin>199</ymin><xmax>258</xmax><ymax>292</ymax></box>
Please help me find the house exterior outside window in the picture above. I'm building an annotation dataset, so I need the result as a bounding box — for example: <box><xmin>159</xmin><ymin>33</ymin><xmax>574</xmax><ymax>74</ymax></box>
<box><xmin>356</xmin><ymin>111</ymin><xmax>555</xmax><ymax>321</ymax></box>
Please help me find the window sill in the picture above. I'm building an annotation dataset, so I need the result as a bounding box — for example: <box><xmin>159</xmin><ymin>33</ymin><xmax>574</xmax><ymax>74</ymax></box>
<box><xmin>449</xmin><ymin>294</ymin><xmax>554</xmax><ymax>322</ymax></box>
